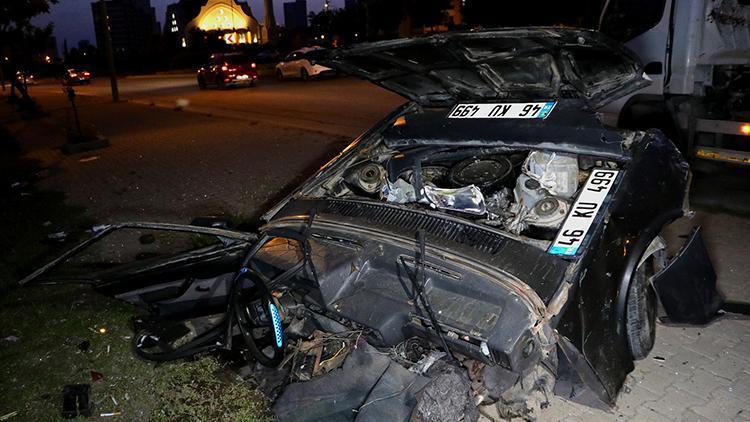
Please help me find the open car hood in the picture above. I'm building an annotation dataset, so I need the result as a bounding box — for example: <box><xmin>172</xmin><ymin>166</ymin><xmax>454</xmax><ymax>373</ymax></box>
<box><xmin>327</xmin><ymin>28</ymin><xmax>649</xmax><ymax>109</ymax></box>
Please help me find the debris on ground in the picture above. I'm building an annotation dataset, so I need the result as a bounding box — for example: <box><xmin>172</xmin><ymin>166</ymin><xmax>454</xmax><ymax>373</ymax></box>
<box><xmin>46</xmin><ymin>231</ymin><xmax>68</xmax><ymax>242</ymax></box>
<box><xmin>90</xmin><ymin>371</ymin><xmax>104</xmax><ymax>382</ymax></box>
<box><xmin>0</xmin><ymin>411</ymin><xmax>18</xmax><ymax>421</ymax></box>
<box><xmin>99</xmin><ymin>411</ymin><xmax>122</xmax><ymax>417</ymax></box>
<box><xmin>61</xmin><ymin>384</ymin><xmax>91</xmax><ymax>419</ymax></box>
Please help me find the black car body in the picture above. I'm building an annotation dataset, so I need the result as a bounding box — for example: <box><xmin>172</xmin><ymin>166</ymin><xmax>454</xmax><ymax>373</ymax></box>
<box><xmin>23</xmin><ymin>28</ymin><xmax>722</xmax><ymax>420</ymax></box>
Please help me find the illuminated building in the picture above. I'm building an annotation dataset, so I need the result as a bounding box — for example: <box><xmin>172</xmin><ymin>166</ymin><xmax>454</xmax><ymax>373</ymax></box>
<box><xmin>164</xmin><ymin>0</ymin><xmax>263</xmax><ymax>48</ymax></box>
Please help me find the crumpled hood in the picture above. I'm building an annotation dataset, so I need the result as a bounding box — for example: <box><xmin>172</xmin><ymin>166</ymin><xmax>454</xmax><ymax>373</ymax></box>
<box><xmin>326</xmin><ymin>27</ymin><xmax>649</xmax><ymax>109</ymax></box>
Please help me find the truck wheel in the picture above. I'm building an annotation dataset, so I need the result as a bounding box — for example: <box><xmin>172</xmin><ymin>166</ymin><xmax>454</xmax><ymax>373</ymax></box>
<box><xmin>301</xmin><ymin>68</ymin><xmax>309</xmax><ymax>81</ymax></box>
<box><xmin>626</xmin><ymin>256</ymin><xmax>657</xmax><ymax>360</ymax></box>
<box><xmin>276</xmin><ymin>70</ymin><xmax>284</xmax><ymax>81</ymax></box>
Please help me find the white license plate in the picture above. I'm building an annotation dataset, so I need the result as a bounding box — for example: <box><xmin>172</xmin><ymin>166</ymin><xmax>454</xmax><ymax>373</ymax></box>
<box><xmin>548</xmin><ymin>169</ymin><xmax>619</xmax><ymax>256</ymax></box>
<box><xmin>448</xmin><ymin>102</ymin><xmax>556</xmax><ymax>119</ymax></box>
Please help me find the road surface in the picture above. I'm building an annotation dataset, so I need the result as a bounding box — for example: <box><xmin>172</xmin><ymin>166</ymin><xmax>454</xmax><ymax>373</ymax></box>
<box><xmin>30</xmin><ymin>74</ymin><xmax>405</xmax><ymax>137</ymax></box>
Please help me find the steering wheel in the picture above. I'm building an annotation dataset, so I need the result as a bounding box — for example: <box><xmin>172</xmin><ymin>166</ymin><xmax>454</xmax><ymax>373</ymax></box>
<box><xmin>233</xmin><ymin>270</ymin><xmax>286</xmax><ymax>367</ymax></box>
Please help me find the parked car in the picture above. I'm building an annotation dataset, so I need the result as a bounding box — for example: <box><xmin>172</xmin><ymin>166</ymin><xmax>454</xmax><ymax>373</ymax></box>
<box><xmin>197</xmin><ymin>53</ymin><xmax>258</xmax><ymax>89</ymax></box>
<box><xmin>16</xmin><ymin>70</ymin><xmax>37</xmax><ymax>85</ymax></box>
<box><xmin>275</xmin><ymin>47</ymin><xmax>334</xmax><ymax>81</ymax></box>
<box><xmin>23</xmin><ymin>29</ymin><xmax>723</xmax><ymax>421</ymax></box>
<box><xmin>63</xmin><ymin>68</ymin><xmax>91</xmax><ymax>85</ymax></box>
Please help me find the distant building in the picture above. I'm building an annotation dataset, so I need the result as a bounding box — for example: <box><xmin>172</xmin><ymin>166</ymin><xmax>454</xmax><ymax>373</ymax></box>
<box><xmin>283</xmin><ymin>0</ymin><xmax>307</xmax><ymax>29</ymax></box>
<box><xmin>164</xmin><ymin>0</ymin><xmax>262</xmax><ymax>48</ymax></box>
<box><xmin>91</xmin><ymin>0</ymin><xmax>160</xmax><ymax>61</ymax></box>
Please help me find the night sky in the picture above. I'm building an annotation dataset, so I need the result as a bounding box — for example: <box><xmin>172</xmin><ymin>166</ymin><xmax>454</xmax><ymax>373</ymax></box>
<box><xmin>33</xmin><ymin>0</ymin><xmax>345</xmax><ymax>53</ymax></box>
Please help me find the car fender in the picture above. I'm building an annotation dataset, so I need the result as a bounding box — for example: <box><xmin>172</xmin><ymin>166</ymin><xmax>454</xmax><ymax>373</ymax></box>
<box><xmin>651</xmin><ymin>226</ymin><xmax>722</xmax><ymax>324</ymax></box>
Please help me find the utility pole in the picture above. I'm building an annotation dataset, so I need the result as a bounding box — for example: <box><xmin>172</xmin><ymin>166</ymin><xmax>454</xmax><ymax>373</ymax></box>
<box><xmin>98</xmin><ymin>0</ymin><xmax>119</xmax><ymax>102</ymax></box>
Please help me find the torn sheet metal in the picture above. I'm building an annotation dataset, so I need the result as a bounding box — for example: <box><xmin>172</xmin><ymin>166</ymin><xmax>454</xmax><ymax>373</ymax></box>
<box><xmin>274</xmin><ymin>341</ymin><xmax>431</xmax><ymax>422</ymax></box>
<box><xmin>652</xmin><ymin>226</ymin><xmax>723</xmax><ymax>324</ymax></box>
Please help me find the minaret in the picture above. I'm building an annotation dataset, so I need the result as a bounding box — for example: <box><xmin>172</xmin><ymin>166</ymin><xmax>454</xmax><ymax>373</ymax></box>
<box><xmin>263</xmin><ymin>0</ymin><xmax>278</xmax><ymax>44</ymax></box>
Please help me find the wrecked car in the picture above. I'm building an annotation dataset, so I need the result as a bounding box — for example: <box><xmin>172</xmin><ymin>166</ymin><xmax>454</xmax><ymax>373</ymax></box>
<box><xmin>21</xmin><ymin>28</ymin><xmax>723</xmax><ymax>420</ymax></box>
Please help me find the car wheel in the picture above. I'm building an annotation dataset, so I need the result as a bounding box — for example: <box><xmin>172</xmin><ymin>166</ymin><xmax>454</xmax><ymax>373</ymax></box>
<box><xmin>276</xmin><ymin>69</ymin><xmax>284</xmax><ymax>81</ymax></box>
<box><xmin>197</xmin><ymin>76</ymin><xmax>206</xmax><ymax>90</ymax></box>
<box><xmin>300</xmin><ymin>68</ymin><xmax>309</xmax><ymax>81</ymax></box>
<box><xmin>626</xmin><ymin>255</ymin><xmax>658</xmax><ymax>360</ymax></box>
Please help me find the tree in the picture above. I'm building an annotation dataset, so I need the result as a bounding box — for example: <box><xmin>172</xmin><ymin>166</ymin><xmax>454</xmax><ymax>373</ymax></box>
<box><xmin>0</xmin><ymin>0</ymin><xmax>58</xmax><ymax>110</ymax></box>
<box><xmin>308</xmin><ymin>0</ymin><xmax>450</xmax><ymax>44</ymax></box>
<box><xmin>462</xmin><ymin>0</ymin><xmax>603</xmax><ymax>28</ymax></box>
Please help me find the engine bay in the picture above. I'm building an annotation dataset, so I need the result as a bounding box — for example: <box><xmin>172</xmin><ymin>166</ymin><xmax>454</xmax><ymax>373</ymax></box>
<box><xmin>313</xmin><ymin>145</ymin><xmax>621</xmax><ymax>244</ymax></box>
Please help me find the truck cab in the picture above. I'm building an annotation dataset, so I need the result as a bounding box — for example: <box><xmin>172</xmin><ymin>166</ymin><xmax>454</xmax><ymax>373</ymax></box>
<box><xmin>598</xmin><ymin>0</ymin><xmax>750</xmax><ymax>166</ymax></box>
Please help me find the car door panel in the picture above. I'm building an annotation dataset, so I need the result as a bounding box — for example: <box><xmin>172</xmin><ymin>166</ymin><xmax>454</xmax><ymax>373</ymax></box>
<box><xmin>20</xmin><ymin>222</ymin><xmax>257</xmax><ymax>313</ymax></box>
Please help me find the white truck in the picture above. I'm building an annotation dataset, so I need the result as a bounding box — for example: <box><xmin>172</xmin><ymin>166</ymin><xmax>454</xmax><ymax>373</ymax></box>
<box><xmin>598</xmin><ymin>0</ymin><xmax>750</xmax><ymax>166</ymax></box>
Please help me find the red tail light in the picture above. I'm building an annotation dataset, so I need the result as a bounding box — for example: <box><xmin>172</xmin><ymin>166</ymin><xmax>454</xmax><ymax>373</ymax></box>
<box><xmin>251</xmin><ymin>62</ymin><xmax>256</xmax><ymax>69</ymax></box>
<box><xmin>83</xmin><ymin>71</ymin><xmax>90</xmax><ymax>76</ymax></box>
<box><xmin>221</xmin><ymin>64</ymin><xmax>228</xmax><ymax>71</ymax></box>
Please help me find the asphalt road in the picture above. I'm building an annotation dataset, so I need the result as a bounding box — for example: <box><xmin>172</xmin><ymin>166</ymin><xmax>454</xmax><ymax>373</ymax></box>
<box><xmin>30</xmin><ymin>74</ymin><xmax>405</xmax><ymax>137</ymax></box>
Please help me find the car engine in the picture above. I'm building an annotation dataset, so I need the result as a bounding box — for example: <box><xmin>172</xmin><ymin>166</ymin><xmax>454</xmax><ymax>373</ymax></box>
<box><xmin>320</xmin><ymin>147</ymin><xmax>616</xmax><ymax>244</ymax></box>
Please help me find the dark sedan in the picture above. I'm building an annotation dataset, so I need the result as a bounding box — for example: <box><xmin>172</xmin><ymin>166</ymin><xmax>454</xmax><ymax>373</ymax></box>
<box><xmin>197</xmin><ymin>53</ymin><xmax>258</xmax><ymax>89</ymax></box>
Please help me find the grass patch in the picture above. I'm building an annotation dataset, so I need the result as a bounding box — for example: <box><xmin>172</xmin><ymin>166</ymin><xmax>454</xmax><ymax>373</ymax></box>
<box><xmin>0</xmin><ymin>284</ymin><xmax>271</xmax><ymax>421</ymax></box>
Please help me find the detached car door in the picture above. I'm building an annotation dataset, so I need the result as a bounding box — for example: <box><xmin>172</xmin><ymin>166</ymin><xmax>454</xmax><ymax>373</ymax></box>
<box><xmin>20</xmin><ymin>222</ymin><xmax>256</xmax><ymax>315</ymax></box>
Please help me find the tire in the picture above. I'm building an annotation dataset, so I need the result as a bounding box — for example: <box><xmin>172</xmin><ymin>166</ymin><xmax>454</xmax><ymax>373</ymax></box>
<box><xmin>300</xmin><ymin>68</ymin><xmax>309</xmax><ymax>81</ymax></box>
<box><xmin>626</xmin><ymin>256</ymin><xmax>658</xmax><ymax>360</ymax></box>
<box><xmin>276</xmin><ymin>69</ymin><xmax>284</xmax><ymax>81</ymax></box>
<box><xmin>197</xmin><ymin>76</ymin><xmax>206</xmax><ymax>90</ymax></box>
